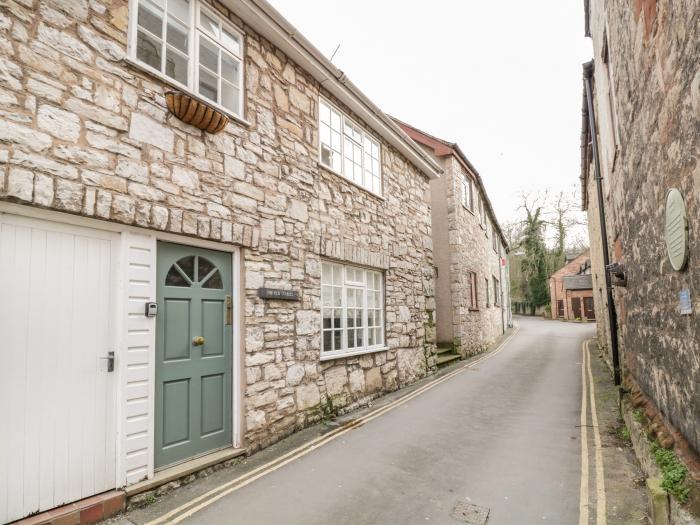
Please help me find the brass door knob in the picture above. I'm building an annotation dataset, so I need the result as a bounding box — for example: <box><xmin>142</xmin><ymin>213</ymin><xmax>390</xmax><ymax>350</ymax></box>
<box><xmin>192</xmin><ymin>336</ymin><xmax>205</xmax><ymax>346</ymax></box>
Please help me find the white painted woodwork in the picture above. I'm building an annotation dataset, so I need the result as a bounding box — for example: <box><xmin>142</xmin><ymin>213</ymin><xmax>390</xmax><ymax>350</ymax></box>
<box><xmin>0</xmin><ymin>214</ymin><xmax>118</xmax><ymax>523</ymax></box>
<box><xmin>120</xmin><ymin>231</ymin><xmax>157</xmax><ymax>485</ymax></box>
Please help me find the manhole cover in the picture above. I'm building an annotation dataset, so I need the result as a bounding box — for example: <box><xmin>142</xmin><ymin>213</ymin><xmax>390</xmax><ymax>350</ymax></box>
<box><xmin>451</xmin><ymin>501</ymin><xmax>490</xmax><ymax>524</ymax></box>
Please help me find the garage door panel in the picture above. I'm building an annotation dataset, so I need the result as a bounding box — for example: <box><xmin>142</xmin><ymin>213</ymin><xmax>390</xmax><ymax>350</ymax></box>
<box><xmin>0</xmin><ymin>215</ymin><xmax>118</xmax><ymax>522</ymax></box>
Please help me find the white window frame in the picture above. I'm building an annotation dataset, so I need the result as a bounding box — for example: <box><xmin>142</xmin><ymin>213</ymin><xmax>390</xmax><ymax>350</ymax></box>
<box><xmin>321</xmin><ymin>261</ymin><xmax>386</xmax><ymax>360</ymax></box>
<box><xmin>318</xmin><ymin>97</ymin><xmax>383</xmax><ymax>196</ymax></box>
<box><xmin>127</xmin><ymin>0</ymin><xmax>245</xmax><ymax>119</ymax></box>
<box><xmin>461</xmin><ymin>175</ymin><xmax>473</xmax><ymax>211</ymax></box>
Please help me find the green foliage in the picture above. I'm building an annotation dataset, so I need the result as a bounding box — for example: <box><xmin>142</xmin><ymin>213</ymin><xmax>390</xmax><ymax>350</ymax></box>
<box><xmin>633</xmin><ymin>408</ymin><xmax>646</xmax><ymax>424</ymax></box>
<box><xmin>650</xmin><ymin>441</ymin><xmax>690</xmax><ymax>503</ymax></box>
<box><xmin>621</xmin><ymin>426</ymin><xmax>631</xmax><ymax>443</ymax></box>
<box><xmin>520</xmin><ymin>204</ymin><xmax>550</xmax><ymax>307</ymax></box>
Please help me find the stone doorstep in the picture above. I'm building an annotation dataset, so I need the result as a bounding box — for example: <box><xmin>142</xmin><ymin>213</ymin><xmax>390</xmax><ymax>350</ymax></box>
<box><xmin>124</xmin><ymin>446</ymin><xmax>247</xmax><ymax>498</ymax></box>
<box><xmin>12</xmin><ymin>447</ymin><xmax>246</xmax><ymax>525</ymax></box>
<box><xmin>13</xmin><ymin>490</ymin><xmax>125</xmax><ymax>525</ymax></box>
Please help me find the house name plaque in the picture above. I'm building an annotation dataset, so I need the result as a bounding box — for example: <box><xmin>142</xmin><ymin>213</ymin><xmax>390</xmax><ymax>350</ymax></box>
<box><xmin>257</xmin><ymin>288</ymin><xmax>300</xmax><ymax>301</ymax></box>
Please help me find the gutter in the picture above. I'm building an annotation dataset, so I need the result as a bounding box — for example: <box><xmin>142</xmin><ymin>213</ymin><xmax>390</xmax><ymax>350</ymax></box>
<box><xmin>228</xmin><ymin>0</ymin><xmax>442</xmax><ymax>180</ymax></box>
<box><xmin>583</xmin><ymin>60</ymin><xmax>621</xmax><ymax>386</ymax></box>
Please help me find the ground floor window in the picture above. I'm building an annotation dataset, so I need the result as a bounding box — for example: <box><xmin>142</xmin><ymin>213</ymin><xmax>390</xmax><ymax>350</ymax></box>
<box><xmin>468</xmin><ymin>271</ymin><xmax>478</xmax><ymax>310</ymax></box>
<box><xmin>321</xmin><ymin>261</ymin><xmax>384</xmax><ymax>357</ymax></box>
<box><xmin>493</xmin><ymin>276</ymin><xmax>500</xmax><ymax>306</ymax></box>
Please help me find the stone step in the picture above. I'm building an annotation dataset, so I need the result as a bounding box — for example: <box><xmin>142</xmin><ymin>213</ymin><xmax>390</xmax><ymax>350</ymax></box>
<box><xmin>436</xmin><ymin>353</ymin><xmax>461</xmax><ymax>367</ymax></box>
<box><xmin>435</xmin><ymin>346</ymin><xmax>455</xmax><ymax>355</ymax></box>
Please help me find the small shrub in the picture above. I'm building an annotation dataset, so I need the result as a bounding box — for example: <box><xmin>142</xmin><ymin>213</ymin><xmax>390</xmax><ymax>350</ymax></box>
<box><xmin>650</xmin><ymin>441</ymin><xmax>690</xmax><ymax>503</ymax></box>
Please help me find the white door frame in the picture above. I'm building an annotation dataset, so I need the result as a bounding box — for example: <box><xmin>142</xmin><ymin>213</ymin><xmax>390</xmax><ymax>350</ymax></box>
<box><xmin>0</xmin><ymin>202</ymin><xmax>242</xmax><ymax>487</ymax></box>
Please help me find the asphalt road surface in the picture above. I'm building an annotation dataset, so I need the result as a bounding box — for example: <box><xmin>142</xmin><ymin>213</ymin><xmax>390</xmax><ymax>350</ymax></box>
<box><xmin>177</xmin><ymin>317</ymin><xmax>594</xmax><ymax>525</ymax></box>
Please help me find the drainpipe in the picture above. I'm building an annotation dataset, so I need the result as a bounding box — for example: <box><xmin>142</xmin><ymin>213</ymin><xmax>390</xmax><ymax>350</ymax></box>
<box><xmin>583</xmin><ymin>61</ymin><xmax>621</xmax><ymax>386</ymax></box>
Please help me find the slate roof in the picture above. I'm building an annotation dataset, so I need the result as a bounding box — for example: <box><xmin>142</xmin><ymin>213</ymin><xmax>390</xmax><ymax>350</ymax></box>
<box><xmin>563</xmin><ymin>274</ymin><xmax>593</xmax><ymax>290</ymax></box>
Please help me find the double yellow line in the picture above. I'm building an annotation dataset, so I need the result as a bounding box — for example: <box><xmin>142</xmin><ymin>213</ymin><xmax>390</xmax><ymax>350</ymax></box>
<box><xmin>146</xmin><ymin>326</ymin><xmax>520</xmax><ymax>525</ymax></box>
<box><xmin>579</xmin><ymin>340</ymin><xmax>607</xmax><ymax>525</ymax></box>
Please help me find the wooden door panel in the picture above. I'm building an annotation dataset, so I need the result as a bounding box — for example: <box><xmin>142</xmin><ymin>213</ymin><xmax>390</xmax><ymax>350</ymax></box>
<box><xmin>155</xmin><ymin>242</ymin><xmax>233</xmax><ymax>469</ymax></box>
<box><xmin>0</xmin><ymin>215</ymin><xmax>117</xmax><ymax>523</ymax></box>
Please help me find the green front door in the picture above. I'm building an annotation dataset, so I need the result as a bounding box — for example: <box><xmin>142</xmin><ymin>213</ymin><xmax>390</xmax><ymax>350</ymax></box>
<box><xmin>155</xmin><ymin>242</ymin><xmax>233</xmax><ymax>469</ymax></box>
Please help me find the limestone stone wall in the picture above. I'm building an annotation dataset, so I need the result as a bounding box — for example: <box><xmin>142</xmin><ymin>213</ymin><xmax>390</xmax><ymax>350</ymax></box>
<box><xmin>586</xmin><ymin>0</ymin><xmax>700</xmax><ymax>452</ymax></box>
<box><xmin>0</xmin><ymin>0</ymin><xmax>436</xmax><ymax>452</ymax></box>
<box><xmin>434</xmin><ymin>155</ymin><xmax>506</xmax><ymax>356</ymax></box>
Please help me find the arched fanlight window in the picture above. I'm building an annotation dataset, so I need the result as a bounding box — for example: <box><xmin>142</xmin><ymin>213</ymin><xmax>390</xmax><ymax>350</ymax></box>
<box><xmin>165</xmin><ymin>255</ymin><xmax>223</xmax><ymax>289</ymax></box>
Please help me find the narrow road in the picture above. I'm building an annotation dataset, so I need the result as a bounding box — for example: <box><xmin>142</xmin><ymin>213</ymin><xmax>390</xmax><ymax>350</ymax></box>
<box><xmin>162</xmin><ymin>316</ymin><xmax>595</xmax><ymax>525</ymax></box>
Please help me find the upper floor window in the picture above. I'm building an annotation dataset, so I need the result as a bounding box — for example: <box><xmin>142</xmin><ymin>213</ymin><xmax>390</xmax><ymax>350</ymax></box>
<box><xmin>319</xmin><ymin>98</ymin><xmax>382</xmax><ymax>195</ymax></box>
<box><xmin>493</xmin><ymin>277</ymin><xmax>500</xmax><ymax>306</ymax></box>
<box><xmin>461</xmin><ymin>175</ymin><xmax>473</xmax><ymax>211</ymax></box>
<box><xmin>478</xmin><ymin>195</ymin><xmax>485</xmax><ymax>227</ymax></box>
<box><xmin>492</xmin><ymin>226</ymin><xmax>498</xmax><ymax>252</ymax></box>
<box><xmin>131</xmin><ymin>0</ymin><xmax>244</xmax><ymax>116</ymax></box>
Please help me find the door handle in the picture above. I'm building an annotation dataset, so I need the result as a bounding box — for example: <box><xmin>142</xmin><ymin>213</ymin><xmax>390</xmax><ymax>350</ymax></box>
<box><xmin>100</xmin><ymin>351</ymin><xmax>115</xmax><ymax>372</ymax></box>
<box><xmin>225</xmin><ymin>295</ymin><xmax>232</xmax><ymax>325</ymax></box>
<box><xmin>192</xmin><ymin>336</ymin><xmax>205</xmax><ymax>346</ymax></box>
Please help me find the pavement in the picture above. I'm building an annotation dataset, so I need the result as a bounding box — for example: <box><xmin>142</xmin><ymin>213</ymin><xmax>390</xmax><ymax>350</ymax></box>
<box><xmin>113</xmin><ymin>316</ymin><xmax>648</xmax><ymax>525</ymax></box>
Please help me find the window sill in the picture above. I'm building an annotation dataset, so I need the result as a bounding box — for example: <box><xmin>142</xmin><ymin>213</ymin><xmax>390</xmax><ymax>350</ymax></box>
<box><xmin>468</xmin><ymin>307</ymin><xmax>479</xmax><ymax>312</ymax></box>
<box><xmin>316</xmin><ymin>161</ymin><xmax>386</xmax><ymax>201</ymax></box>
<box><xmin>320</xmin><ymin>345</ymin><xmax>389</xmax><ymax>361</ymax></box>
<box><xmin>462</xmin><ymin>203</ymin><xmax>475</xmax><ymax>215</ymax></box>
<box><xmin>123</xmin><ymin>55</ymin><xmax>252</xmax><ymax>129</ymax></box>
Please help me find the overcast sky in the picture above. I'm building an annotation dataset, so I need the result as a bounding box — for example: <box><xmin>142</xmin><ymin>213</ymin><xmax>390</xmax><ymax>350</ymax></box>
<box><xmin>269</xmin><ymin>0</ymin><xmax>593</xmax><ymax>237</ymax></box>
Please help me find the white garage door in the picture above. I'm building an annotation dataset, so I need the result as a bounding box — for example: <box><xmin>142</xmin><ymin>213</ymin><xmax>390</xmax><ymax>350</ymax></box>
<box><xmin>0</xmin><ymin>214</ymin><xmax>118</xmax><ymax>523</ymax></box>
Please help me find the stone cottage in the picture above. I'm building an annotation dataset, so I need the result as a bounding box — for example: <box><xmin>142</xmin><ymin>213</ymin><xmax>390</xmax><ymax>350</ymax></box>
<box><xmin>548</xmin><ymin>250</ymin><xmax>595</xmax><ymax>321</ymax></box>
<box><xmin>395</xmin><ymin>120</ymin><xmax>510</xmax><ymax>362</ymax></box>
<box><xmin>581</xmin><ymin>0</ymin><xmax>700</xmax><ymax>503</ymax></box>
<box><xmin>0</xmin><ymin>0</ymin><xmax>442</xmax><ymax>521</ymax></box>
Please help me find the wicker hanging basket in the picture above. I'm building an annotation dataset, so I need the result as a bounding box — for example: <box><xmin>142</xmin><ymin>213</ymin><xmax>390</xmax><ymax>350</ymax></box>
<box><xmin>165</xmin><ymin>91</ymin><xmax>229</xmax><ymax>134</ymax></box>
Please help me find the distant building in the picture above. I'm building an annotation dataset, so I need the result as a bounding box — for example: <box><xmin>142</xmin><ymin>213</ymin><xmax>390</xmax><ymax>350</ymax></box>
<box><xmin>549</xmin><ymin>251</ymin><xmax>595</xmax><ymax>320</ymax></box>
<box><xmin>394</xmin><ymin>120</ymin><xmax>511</xmax><ymax>361</ymax></box>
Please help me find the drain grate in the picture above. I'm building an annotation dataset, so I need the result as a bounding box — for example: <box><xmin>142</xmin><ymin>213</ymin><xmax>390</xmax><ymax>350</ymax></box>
<box><xmin>451</xmin><ymin>501</ymin><xmax>490</xmax><ymax>524</ymax></box>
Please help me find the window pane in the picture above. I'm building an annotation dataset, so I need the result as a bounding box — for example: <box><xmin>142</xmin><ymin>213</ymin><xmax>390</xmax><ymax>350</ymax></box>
<box><xmin>198</xmin><ymin>67</ymin><xmax>218</xmax><ymax>102</ymax></box>
<box><xmin>221</xmin><ymin>28</ymin><xmax>241</xmax><ymax>55</ymax></box>
<box><xmin>321</xmin><ymin>145</ymin><xmax>332</xmax><ymax>167</ymax></box>
<box><xmin>346</xmin><ymin>288</ymin><xmax>355</xmax><ymax>307</ymax></box>
<box><xmin>202</xmin><ymin>270</ymin><xmax>223</xmax><ymax>289</ymax></box>
<box><xmin>168</xmin><ymin>0</ymin><xmax>189</xmax><ymax>19</ymax></box>
<box><xmin>331</xmin><ymin>131</ymin><xmax>341</xmax><ymax>151</ymax></box>
<box><xmin>137</xmin><ymin>29</ymin><xmax>162</xmax><ymax>70</ymax></box>
<box><xmin>320</xmin><ymin>123</ymin><xmax>330</xmax><ymax>148</ymax></box>
<box><xmin>333</xmin><ymin>265</ymin><xmax>342</xmax><ymax>285</ymax></box>
<box><xmin>320</xmin><ymin>102</ymin><xmax>331</xmax><ymax>125</ymax></box>
<box><xmin>323</xmin><ymin>330</ymin><xmax>331</xmax><ymax>351</ymax></box>
<box><xmin>330</xmin><ymin>110</ymin><xmax>341</xmax><ymax>131</ymax></box>
<box><xmin>322</xmin><ymin>263</ymin><xmax>332</xmax><ymax>283</ymax></box>
<box><xmin>322</xmin><ymin>309</ymin><xmax>331</xmax><ymax>329</ymax></box>
<box><xmin>356</xmin><ymin>309</ymin><xmax>363</xmax><ymax>326</ymax></box>
<box><xmin>322</xmin><ymin>286</ymin><xmax>332</xmax><ymax>307</ymax></box>
<box><xmin>166</xmin><ymin>16</ymin><xmax>188</xmax><ymax>52</ymax></box>
<box><xmin>200</xmin><ymin>12</ymin><xmax>219</xmax><ymax>37</ymax></box>
<box><xmin>166</xmin><ymin>266</ymin><xmax>189</xmax><ymax>287</ymax></box>
<box><xmin>368</xmin><ymin>328</ymin><xmax>374</xmax><ymax>346</ymax></box>
<box><xmin>333</xmin><ymin>309</ymin><xmax>341</xmax><ymax>328</ymax></box>
<box><xmin>333</xmin><ymin>288</ymin><xmax>341</xmax><ymax>307</ymax></box>
<box><xmin>199</xmin><ymin>37</ymin><xmax>219</xmax><ymax>72</ymax></box>
<box><xmin>333</xmin><ymin>329</ymin><xmax>341</xmax><ymax>350</ymax></box>
<box><xmin>221</xmin><ymin>81</ymin><xmax>240</xmax><ymax>113</ymax></box>
<box><xmin>347</xmin><ymin>329</ymin><xmax>355</xmax><ymax>348</ymax></box>
<box><xmin>138</xmin><ymin>0</ymin><xmax>164</xmax><ymax>37</ymax></box>
<box><xmin>222</xmin><ymin>53</ymin><xmax>239</xmax><ymax>84</ymax></box>
<box><xmin>165</xmin><ymin>48</ymin><xmax>188</xmax><ymax>84</ymax></box>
